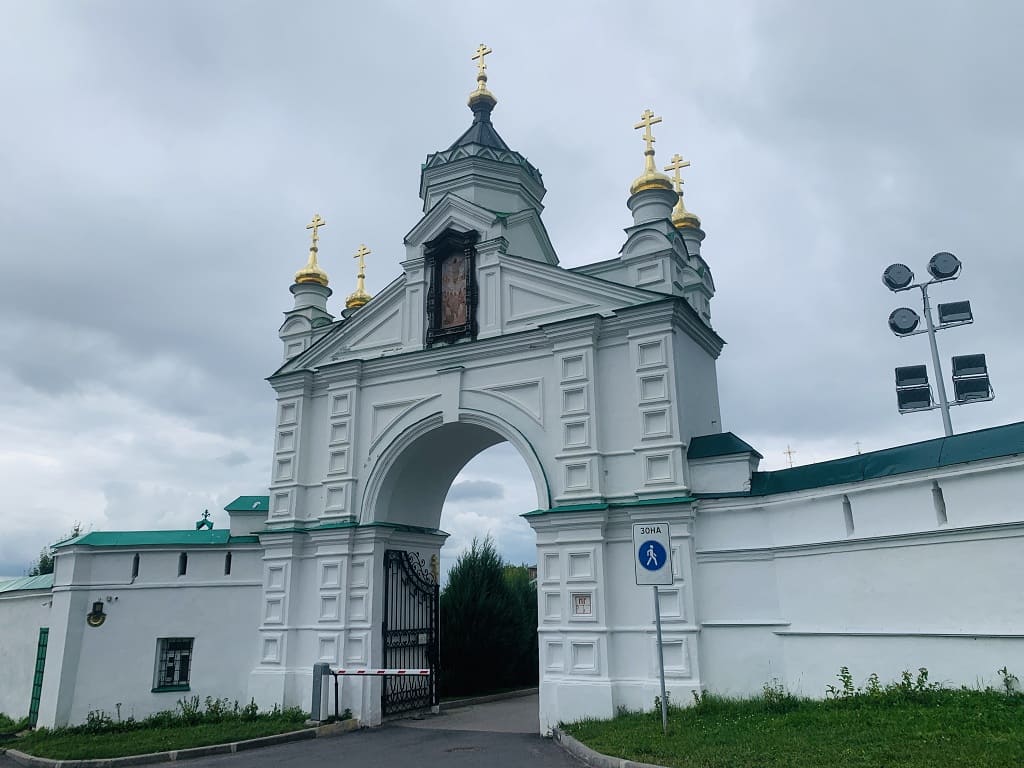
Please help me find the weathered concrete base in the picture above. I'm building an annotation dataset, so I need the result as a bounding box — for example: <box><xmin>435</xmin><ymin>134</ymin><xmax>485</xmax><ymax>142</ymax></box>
<box><xmin>552</xmin><ymin>727</ymin><xmax>668</xmax><ymax>768</ymax></box>
<box><xmin>0</xmin><ymin>719</ymin><xmax>360</xmax><ymax>767</ymax></box>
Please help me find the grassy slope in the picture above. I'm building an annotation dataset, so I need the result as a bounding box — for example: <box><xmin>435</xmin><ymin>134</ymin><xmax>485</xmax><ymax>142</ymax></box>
<box><xmin>564</xmin><ymin>690</ymin><xmax>1024</xmax><ymax>768</ymax></box>
<box><xmin>10</xmin><ymin>716</ymin><xmax>309</xmax><ymax>760</ymax></box>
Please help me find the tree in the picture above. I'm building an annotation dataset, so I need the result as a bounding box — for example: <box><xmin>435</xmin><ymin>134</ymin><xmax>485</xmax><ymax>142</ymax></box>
<box><xmin>27</xmin><ymin>523</ymin><xmax>82</xmax><ymax>576</ymax></box>
<box><xmin>438</xmin><ymin>536</ymin><xmax>538</xmax><ymax>696</ymax></box>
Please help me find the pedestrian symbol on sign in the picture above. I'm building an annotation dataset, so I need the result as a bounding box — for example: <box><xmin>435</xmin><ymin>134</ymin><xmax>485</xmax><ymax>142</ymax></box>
<box><xmin>639</xmin><ymin>540</ymin><xmax>667</xmax><ymax>572</ymax></box>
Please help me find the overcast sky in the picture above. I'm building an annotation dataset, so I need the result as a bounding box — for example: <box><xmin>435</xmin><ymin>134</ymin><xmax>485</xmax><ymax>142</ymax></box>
<box><xmin>2</xmin><ymin>1</ymin><xmax>1021</xmax><ymax>577</ymax></box>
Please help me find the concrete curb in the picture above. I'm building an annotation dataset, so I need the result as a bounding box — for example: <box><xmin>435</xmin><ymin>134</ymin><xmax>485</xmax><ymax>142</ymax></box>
<box><xmin>439</xmin><ymin>687</ymin><xmax>539</xmax><ymax>711</ymax></box>
<box><xmin>0</xmin><ymin>719</ymin><xmax>359</xmax><ymax>767</ymax></box>
<box><xmin>552</xmin><ymin>727</ymin><xmax>669</xmax><ymax>768</ymax></box>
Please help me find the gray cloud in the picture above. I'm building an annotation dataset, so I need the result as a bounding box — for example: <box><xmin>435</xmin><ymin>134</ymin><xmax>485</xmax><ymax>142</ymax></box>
<box><xmin>446</xmin><ymin>480</ymin><xmax>505</xmax><ymax>503</ymax></box>
<box><xmin>1</xmin><ymin>1</ymin><xmax>1021</xmax><ymax>577</ymax></box>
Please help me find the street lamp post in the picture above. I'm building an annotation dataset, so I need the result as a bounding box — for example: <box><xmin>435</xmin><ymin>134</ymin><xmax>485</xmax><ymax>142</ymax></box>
<box><xmin>882</xmin><ymin>252</ymin><xmax>993</xmax><ymax>437</ymax></box>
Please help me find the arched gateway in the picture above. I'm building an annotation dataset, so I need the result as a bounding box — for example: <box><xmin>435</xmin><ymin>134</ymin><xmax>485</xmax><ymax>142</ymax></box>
<box><xmin>248</xmin><ymin>55</ymin><xmax>722</xmax><ymax>732</ymax></box>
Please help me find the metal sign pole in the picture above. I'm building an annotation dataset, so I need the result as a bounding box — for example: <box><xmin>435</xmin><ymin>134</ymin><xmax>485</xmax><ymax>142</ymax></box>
<box><xmin>633</xmin><ymin>521</ymin><xmax>673</xmax><ymax>736</ymax></box>
<box><xmin>653</xmin><ymin>586</ymin><xmax>668</xmax><ymax>735</ymax></box>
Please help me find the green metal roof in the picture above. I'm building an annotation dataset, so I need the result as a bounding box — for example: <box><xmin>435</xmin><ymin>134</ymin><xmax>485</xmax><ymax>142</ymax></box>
<box><xmin>702</xmin><ymin>421</ymin><xmax>1024</xmax><ymax>498</ymax></box>
<box><xmin>0</xmin><ymin>574</ymin><xmax>54</xmax><ymax>593</ymax></box>
<box><xmin>224</xmin><ymin>495</ymin><xmax>270</xmax><ymax>513</ymax></box>
<box><xmin>688</xmin><ymin>432</ymin><xmax>763</xmax><ymax>460</ymax></box>
<box><xmin>55</xmin><ymin>531</ymin><xmax>260</xmax><ymax>549</ymax></box>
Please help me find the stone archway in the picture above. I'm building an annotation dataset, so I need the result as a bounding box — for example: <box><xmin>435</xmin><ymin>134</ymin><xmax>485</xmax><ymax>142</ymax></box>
<box><xmin>362</xmin><ymin>411</ymin><xmax>551</xmax><ymax>530</ymax></box>
<box><xmin>359</xmin><ymin>412</ymin><xmax>549</xmax><ymax>720</ymax></box>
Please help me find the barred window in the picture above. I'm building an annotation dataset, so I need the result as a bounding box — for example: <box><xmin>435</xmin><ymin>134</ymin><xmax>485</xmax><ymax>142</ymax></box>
<box><xmin>155</xmin><ymin>637</ymin><xmax>193</xmax><ymax>689</ymax></box>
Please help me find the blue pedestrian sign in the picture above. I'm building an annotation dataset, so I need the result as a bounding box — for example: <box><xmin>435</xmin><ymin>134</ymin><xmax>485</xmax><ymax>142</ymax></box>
<box><xmin>632</xmin><ymin>522</ymin><xmax>673</xmax><ymax>585</ymax></box>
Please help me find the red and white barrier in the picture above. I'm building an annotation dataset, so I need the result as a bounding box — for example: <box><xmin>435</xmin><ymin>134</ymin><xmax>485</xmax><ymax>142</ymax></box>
<box><xmin>331</xmin><ymin>668</ymin><xmax>431</xmax><ymax>676</ymax></box>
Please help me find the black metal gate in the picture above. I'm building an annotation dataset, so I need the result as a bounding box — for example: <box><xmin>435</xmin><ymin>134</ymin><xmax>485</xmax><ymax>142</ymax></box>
<box><xmin>382</xmin><ymin>549</ymin><xmax>439</xmax><ymax>716</ymax></box>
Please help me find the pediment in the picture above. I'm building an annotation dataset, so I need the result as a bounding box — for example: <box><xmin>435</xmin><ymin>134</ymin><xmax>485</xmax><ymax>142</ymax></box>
<box><xmin>279</xmin><ymin>316</ymin><xmax>310</xmax><ymax>335</ymax></box>
<box><xmin>274</xmin><ymin>277</ymin><xmax>408</xmax><ymax>374</ymax></box>
<box><xmin>405</xmin><ymin>194</ymin><xmax>498</xmax><ymax>251</ymax></box>
<box><xmin>504</xmin><ymin>209</ymin><xmax>558</xmax><ymax>265</ymax></box>
<box><xmin>497</xmin><ymin>254</ymin><xmax>664</xmax><ymax>332</ymax></box>
<box><xmin>620</xmin><ymin>228</ymin><xmax>676</xmax><ymax>260</ymax></box>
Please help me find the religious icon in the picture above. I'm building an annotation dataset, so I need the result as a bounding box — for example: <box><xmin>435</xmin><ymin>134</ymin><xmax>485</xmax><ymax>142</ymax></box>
<box><xmin>440</xmin><ymin>253</ymin><xmax>467</xmax><ymax>328</ymax></box>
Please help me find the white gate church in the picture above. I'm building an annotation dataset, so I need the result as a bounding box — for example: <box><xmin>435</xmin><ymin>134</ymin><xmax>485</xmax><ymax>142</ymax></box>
<box><xmin>3</xmin><ymin>49</ymin><xmax>1023</xmax><ymax>733</ymax></box>
<box><xmin>255</xmin><ymin>53</ymin><xmax>722</xmax><ymax>727</ymax></box>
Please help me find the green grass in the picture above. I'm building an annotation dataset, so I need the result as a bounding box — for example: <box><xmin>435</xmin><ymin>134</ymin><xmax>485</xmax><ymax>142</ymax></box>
<box><xmin>9</xmin><ymin>715</ymin><xmax>310</xmax><ymax>760</ymax></box>
<box><xmin>563</xmin><ymin>689</ymin><xmax>1024</xmax><ymax>768</ymax></box>
<box><xmin>0</xmin><ymin>713</ymin><xmax>29</xmax><ymax>735</ymax></box>
<box><xmin>4</xmin><ymin>697</ymin><xmax>313</xmax><ymax>761</ymax></box>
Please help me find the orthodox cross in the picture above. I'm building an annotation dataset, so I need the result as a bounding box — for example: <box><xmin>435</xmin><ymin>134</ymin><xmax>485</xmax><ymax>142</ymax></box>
<box><xmin>354</xmin><ymin>244</ymin><xmax>371</xmax><ymax>274</ymax></box>
<box><xmin>472</xmin><ymin>43</ymin><xmax>492</xmax><ymax>79</ymax></box>
<box><xmin>306</xmin><ymin>213</ymin><xmax>326</xmax><ymax>249</ymax></box>
<box><xmin>353</xmin><ymin>244</ymin><xmax>371</xmax><ymax>293</ymax></box>
<box><xmin>634</xmin><ymin>109</ymin><xmax>662</xmax><ymax>154</ymax></box>
<box><xmin>664</xmin><ymin>153</ymin><xmax>691</xmax><ymax>195</ymax></box>
<box><xmin>195</xmin><ymin>509</ymin><xmax>213</xmax><ymax>531</ymax></box>
<box><xmin>784</xmin><ymin>445</ymin><xmax>797</xmax><ymax>468</ymax></box>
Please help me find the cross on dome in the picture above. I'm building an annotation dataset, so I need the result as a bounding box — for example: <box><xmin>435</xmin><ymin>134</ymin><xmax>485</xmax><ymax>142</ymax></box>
<box><xmin>306</xmin><ymin>213</ymin><xmax>326</xmax><ymax>249</ymax></box>
<box><xmin>629</xmin><ymin>108</ymin><xmax>673</xmax><ymax>195</ymax></box>
<box><xmin>664</xmin><ymin>153</ymin><xmax>691</xmax><ymax>194</ymax></box>
<box><xmin>472</xmin><ymin>43</ymin><xmax>492</xmax><ymax>80</ymax></box>
<box><xmin>295</xmin><ymin>212</ymin><xmax>330</xmax><ymax>287</ymax></box>
<box><xmin>634</xmin><ymin>109</ymin><xmax>663</xmax><ymax>155</ymax></box>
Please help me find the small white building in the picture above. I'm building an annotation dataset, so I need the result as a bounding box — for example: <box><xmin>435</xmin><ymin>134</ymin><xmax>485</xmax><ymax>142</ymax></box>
<box><xmin>2</xmin><ymin>58</ymin><xmax>1022</xmax><ymax>733</ymax></box>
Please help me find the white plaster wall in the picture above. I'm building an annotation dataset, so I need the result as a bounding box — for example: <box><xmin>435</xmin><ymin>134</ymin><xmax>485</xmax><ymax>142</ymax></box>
<box><xmin>37</xmin><ymin>546</ymin><xmax>262</xmax><ymax>727</ymax></box>
<box><xmin>695</xmin><ymin>458</ymin><xmax>1024</xmax><ymax>698</ymax></box>
<box><xmin>0</xmin><ymin>589</ymin><xmax>51</xmax><ymax>720</ymax></box>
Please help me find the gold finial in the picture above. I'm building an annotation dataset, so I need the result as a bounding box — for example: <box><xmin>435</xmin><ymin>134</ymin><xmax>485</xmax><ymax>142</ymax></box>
<box><xmin>345</xmin><ymin>244</ymin><xmax>372</xmax><ymax>310</ymax></box>
<box><xmin>630</xmin><ymin>109</ymin><xmax>674</xmax><ymax>195</ymax></box>
<box><xmin>664</xmin><ymin>153</ymin><xmax>701</xmax><ymax>229</ymax></box>
<box><xmin>468</xmin><ymin>43</ymin><xmax>497</xmax><ymax>108</ymax></box>
<box><xmin>294</xmin><ymin>213</ymin><xmax>330</xmax><ymax>287</ymax></box>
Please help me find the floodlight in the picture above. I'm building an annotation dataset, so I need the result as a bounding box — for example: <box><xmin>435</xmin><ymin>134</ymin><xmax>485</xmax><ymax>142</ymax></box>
<box><xmin>951</xmin><ymin>354</ymin><xmax>992</xmax><ymax>403</ymax></box>
<box><xmin>895</xmin><ymin>365</ymin><xmax>929</xmax><ymax>388</ymax></box>
<box><xmin>952</xmin><ymin>354</ymin><xmax>987</xmax><ymax>378</ymax></box>
<box><xmin>927</xmin><ymin>251</ymin><xmax>961</xmax><ymax>281</ymax></box>
<box><xmin>937</xmin><ymin>301</ymin><xmax>973</xmax><ymax>325</ymax></box>
<box><xmin>888</xmin><ymin>307</ymin><xmax>921</xmax><ymax>336</ymax></box>
<box><xmin>954</xmin><ymin>377</ymin><xmax>991</xmax><ymax>402</ymax></box>
<box><xmin>897</xmin><ymin>386</ymin><xmax>933</xmax><ymax>412</ymax></box>
<box><xmin>882</xmin><ymin>263</ymin><xmax>915</xmax><ymax>291</ymax></box>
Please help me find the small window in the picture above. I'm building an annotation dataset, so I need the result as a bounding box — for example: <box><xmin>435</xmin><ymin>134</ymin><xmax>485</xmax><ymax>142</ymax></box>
<box><xmin>131</xmin><ymin>553</ymin><xmax>140</xmax><ymax>580</ymax></box>
<box><xmin>155</xmin><ymin>637</ymin><xmax>193</xmax><ymax>690</ymax></box>
<box><xmin>224</xmin><ymin>552</ymin><xmax>232</xmax><ymax>576</ymax></box>
<box><xmin>178</xmin><ymin>552</ymin><xmax>188</xmax><ymax>576</ymax></box>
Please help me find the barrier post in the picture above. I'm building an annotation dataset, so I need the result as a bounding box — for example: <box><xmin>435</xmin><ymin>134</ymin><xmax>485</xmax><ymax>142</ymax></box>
<box><xmin>311</xmin><ymin>662</ymin><xmax>330</xmax><ymax>722</ymax></box>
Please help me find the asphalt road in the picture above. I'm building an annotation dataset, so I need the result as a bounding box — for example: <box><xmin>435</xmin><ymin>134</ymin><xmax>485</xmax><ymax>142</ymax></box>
<box><xmin>1</xmin><ymin>695</ymin><xmax>585</xmax><ymax>768</ymax></box>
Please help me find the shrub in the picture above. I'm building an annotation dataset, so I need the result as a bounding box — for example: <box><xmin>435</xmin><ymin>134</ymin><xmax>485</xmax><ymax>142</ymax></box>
<box><xmin>439</xmin><ymin>536</ymin><xmax>538</xmax><ymax>696</ymax></box>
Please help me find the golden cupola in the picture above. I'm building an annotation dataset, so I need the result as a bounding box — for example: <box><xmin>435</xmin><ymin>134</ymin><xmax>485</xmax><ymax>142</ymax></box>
<box><xmin>664</xmin><ymin>153</ymin><xmax>702</xmax><ymax>230</ymax></box>
<box><xmin>467</xmin><ymin>43</ymin><xmax>497</xmax><ymax>111</ymax></box>
<box><xmin>345</xmin><ymin>244</ymin><xmax>372</xmax><ymax>310</ymax></box>
<box><xmin>629</xmin><ymin>109</ymin><xmax>674</xmax><ymax>195</ymax></box>
<box><xmin>294</xmin><ymin>213</ymin><xmax>330</xmax><ymax>287</ymax></box>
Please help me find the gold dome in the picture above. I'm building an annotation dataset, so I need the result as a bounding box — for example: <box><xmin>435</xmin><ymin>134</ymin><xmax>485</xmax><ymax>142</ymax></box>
<box><xmin>671</xmin><ymin>196</ymin><xmax>702</xmax><ymax>229</ymax></box>
<box><xmin>295</xmin><ymin>247</ymin><xmax>329</xmax><ymax>287</ymax></box>
<box><xmin>468</xmin><ymin>43</ymin><xmax>498</xmax><ymax>109</ymax></box>
<box><xmin>295</xmin><ymin>214</ymin><xmax>329</xmax><ymax>287</ymax></box>
<box><xmin>630</xmin><ymin>165</ymin><xmax>674</xmax><ymax>196</ymax></box>
<box><xmin>664</xmin><ymin>153</ymin><xmax>701</xmax><ymax>229</ymax></box>
<box><xmin>630</xmin><ymin>108</ymin><xmax>674</xmax><ymax>196</ymax></box>
<box><xmin>345</xmin><ymin>244</ymin><xmax>372</xmax><ymax>310</ymax></box>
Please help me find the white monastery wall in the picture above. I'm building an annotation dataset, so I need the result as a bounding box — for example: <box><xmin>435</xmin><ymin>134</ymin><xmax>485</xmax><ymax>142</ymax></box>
<box><xmin>695</xmin><ymin>458</ymin><xmax>1024</xmax><ymax>699</ymax></box>
<box><xmin>0</xmin><ymin>588</ymin><xmax>50</xmax><ymax>720</ymax></box>
<box><xmin>37</xmin><ymin>545</ymin><xmax>262</xmax><ymax>727</ymax></box>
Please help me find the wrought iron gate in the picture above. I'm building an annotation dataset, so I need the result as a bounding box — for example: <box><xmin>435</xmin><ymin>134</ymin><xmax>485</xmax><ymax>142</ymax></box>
<box><xmin>382</xmin><ymin>549</ymin><xmax>439</xmax><ymax>716</ymax></box>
